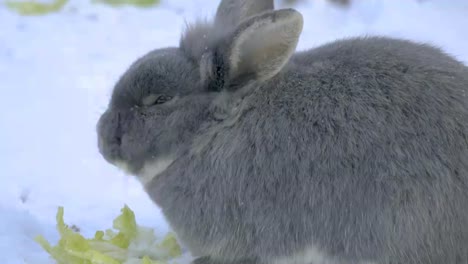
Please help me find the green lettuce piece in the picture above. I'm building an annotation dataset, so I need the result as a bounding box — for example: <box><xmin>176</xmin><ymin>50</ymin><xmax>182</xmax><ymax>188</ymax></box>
<box><xmin>159</xmin><ymin>233</ymin><xmax>182</xmax><ymax>259</ymax></box>
<box><xmin>35</xmin><ymin>205</ymin><xmax>183</xmax><ymax>264</ymax></box>
<box><xmin>92</xmin><ymin>0</ymin><xmax>159</xmax><ymax>8</ymax></box>
<box><xmin>113</xmin><ymin>205</ymin><xmax>138</xmax><ymax>240</ymax></box>
<box><xmin>141</xmin><ymin>256</ymin><xmax>164</xmax><ymax>264</ymax></box>
<box><xmin>5</xmin><ymin>0</ymin><xmax>68</xmax><ymax>15</ymax></box>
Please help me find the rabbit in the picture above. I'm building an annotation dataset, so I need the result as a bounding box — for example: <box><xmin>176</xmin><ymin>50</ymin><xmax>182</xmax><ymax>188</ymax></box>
<box><xmin>96</xmin><ymin>0</ymin><xmax>468</xmax><ymax>263</ymax></box>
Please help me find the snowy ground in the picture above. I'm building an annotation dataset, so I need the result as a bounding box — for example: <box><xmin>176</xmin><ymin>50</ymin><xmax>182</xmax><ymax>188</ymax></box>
<box><xmin>0</xmin><ymin>0</ymin><xmax>467</xmax><ymax>263</ymax></box>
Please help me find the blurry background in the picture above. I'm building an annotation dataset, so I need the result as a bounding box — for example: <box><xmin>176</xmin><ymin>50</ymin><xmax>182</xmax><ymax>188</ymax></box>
<box><xmin>0</xmin><ymin>0</ymin><xmax>467</xmax><ymax>263</ymax></box>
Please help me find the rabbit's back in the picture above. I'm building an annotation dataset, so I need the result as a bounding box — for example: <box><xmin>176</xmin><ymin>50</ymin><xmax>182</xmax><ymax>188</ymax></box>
<box><xmin>246</xmin><ymin>36</ymin><xmax>468</xmax><ymax>262</ymax></box>
<box><xmin>148</xmin><ymin>37</ymin><xmax>468</xmax><ymax>263</ymax></box>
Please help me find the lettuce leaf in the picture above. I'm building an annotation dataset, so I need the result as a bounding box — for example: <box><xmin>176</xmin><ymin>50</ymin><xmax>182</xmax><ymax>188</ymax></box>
<box><xmin>35</xmin><ymin>205</ymin><xmax>182</xmax><ymax>264</ymax></box>
<box><xmin>5</xmin><ymin>0</ymin><xmax>68</xmax><ymax>15</ymax></box>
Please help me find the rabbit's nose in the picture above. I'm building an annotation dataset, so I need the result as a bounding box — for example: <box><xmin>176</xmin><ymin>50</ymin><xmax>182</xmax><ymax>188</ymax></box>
<box><xmin>97</xmin><ymin>110</ymin><xmax>124</xmax><ymax>161</ymax></box>
<box><xmin>99</xmin><ymin>110</ymin><xmax>123</xmax><ymax>144</ymax></box>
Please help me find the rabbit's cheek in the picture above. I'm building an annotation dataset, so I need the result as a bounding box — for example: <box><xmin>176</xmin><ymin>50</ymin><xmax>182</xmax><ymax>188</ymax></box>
<box><xmin>120</xmin><ymin>130</ymin><xmax>154</xmax><ymax>161</ymax></box>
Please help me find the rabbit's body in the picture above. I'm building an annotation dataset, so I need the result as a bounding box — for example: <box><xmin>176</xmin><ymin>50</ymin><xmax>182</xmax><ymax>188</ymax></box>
<box><xmin>97</xmin><ymin>1</ymin><xmax>468</xmax><ymax>263</ymax></box>
<box><xmin>147</xmin><ymin>37</ymin><xmax>468</xmax><ymax>263</ymax></box>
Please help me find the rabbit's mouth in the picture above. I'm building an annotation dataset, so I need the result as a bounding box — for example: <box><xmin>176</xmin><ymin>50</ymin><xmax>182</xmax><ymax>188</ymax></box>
<box><xmin>112</xmin><ymin>160</ymin><xmax>135</xmax><ymax>175</ymax></box>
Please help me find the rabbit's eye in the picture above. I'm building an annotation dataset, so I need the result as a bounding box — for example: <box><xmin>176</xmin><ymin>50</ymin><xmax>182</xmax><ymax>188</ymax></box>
<box><xmin>142</xmin><ymin>94</ymin><xmax>173</xmax><ymax>106</ymax></box>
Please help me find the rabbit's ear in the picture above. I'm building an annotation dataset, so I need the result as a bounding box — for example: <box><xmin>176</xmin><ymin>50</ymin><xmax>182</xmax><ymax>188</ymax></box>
<box><xmin>214</xmin><ymin>0</ymin><xmax>274</xmax><ymax>31</ymax></box>
<box><xmin>220</xmin><ymin>9</ymin><xmax>303</xmax><ymax>86</ymax></box>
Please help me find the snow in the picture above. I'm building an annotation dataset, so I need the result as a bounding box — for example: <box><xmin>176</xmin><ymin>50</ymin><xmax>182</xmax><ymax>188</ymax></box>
<box><xmin>0</xmin><ymin>0</ymin><xmax>467</xmax><ymax>263</ymax></box>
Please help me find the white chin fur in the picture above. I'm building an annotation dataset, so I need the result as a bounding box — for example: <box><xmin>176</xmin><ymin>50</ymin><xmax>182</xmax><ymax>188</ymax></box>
<box><xmin>137</xmin><ymin>158</ymin><xmax>174</xmax><ymax>186</ymax></box>
<box><xmin>113</xmin><ymin>158</ymin><xmax>174</xmax><ymax>186</ymax></box>
<box><xmin>272</xmin><ymin>246</ymin><xmax>377</xmax><ymax>264</ymax></box>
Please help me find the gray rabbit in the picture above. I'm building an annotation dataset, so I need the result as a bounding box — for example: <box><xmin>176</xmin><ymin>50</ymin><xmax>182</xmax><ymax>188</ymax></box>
<box><xmin>96</xmin><ymin>0</ymin><xmax>468</xmax><ymax>263</ymax></box>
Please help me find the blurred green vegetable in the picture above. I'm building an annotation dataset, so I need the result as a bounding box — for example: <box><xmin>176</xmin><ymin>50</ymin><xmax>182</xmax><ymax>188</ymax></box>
<box><xmin>92</xmin><ymin>0</ymin><xmax>160</xmax><ymax>8</ymax></box>
<box><xmin>5</xmin><ymin>0</ymin><xmax>68</xmax><ymax>15</ymax></box>
<box><xmin>35</xmin><ymin>205</ymin><xmax>182</xmax><ymax>264</ymax></box>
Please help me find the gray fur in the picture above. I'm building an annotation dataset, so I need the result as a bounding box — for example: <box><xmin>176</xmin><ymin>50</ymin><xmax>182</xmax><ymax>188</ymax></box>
<box><xmin>96</xmin><ymin>1</ymin><xmax>468</xmax><ymax>264</ymax></box>
<box><xmin>180</xmin><ymin>19</ymin><xmax>213</xmax><ymax>62</ymax></box>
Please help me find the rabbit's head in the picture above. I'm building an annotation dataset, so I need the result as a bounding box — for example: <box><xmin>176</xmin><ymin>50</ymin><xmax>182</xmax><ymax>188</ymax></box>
<box><xmin>97</xmin><ymin>0</ymin><xmax>303</xmax><ymax>183</ymax></box>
